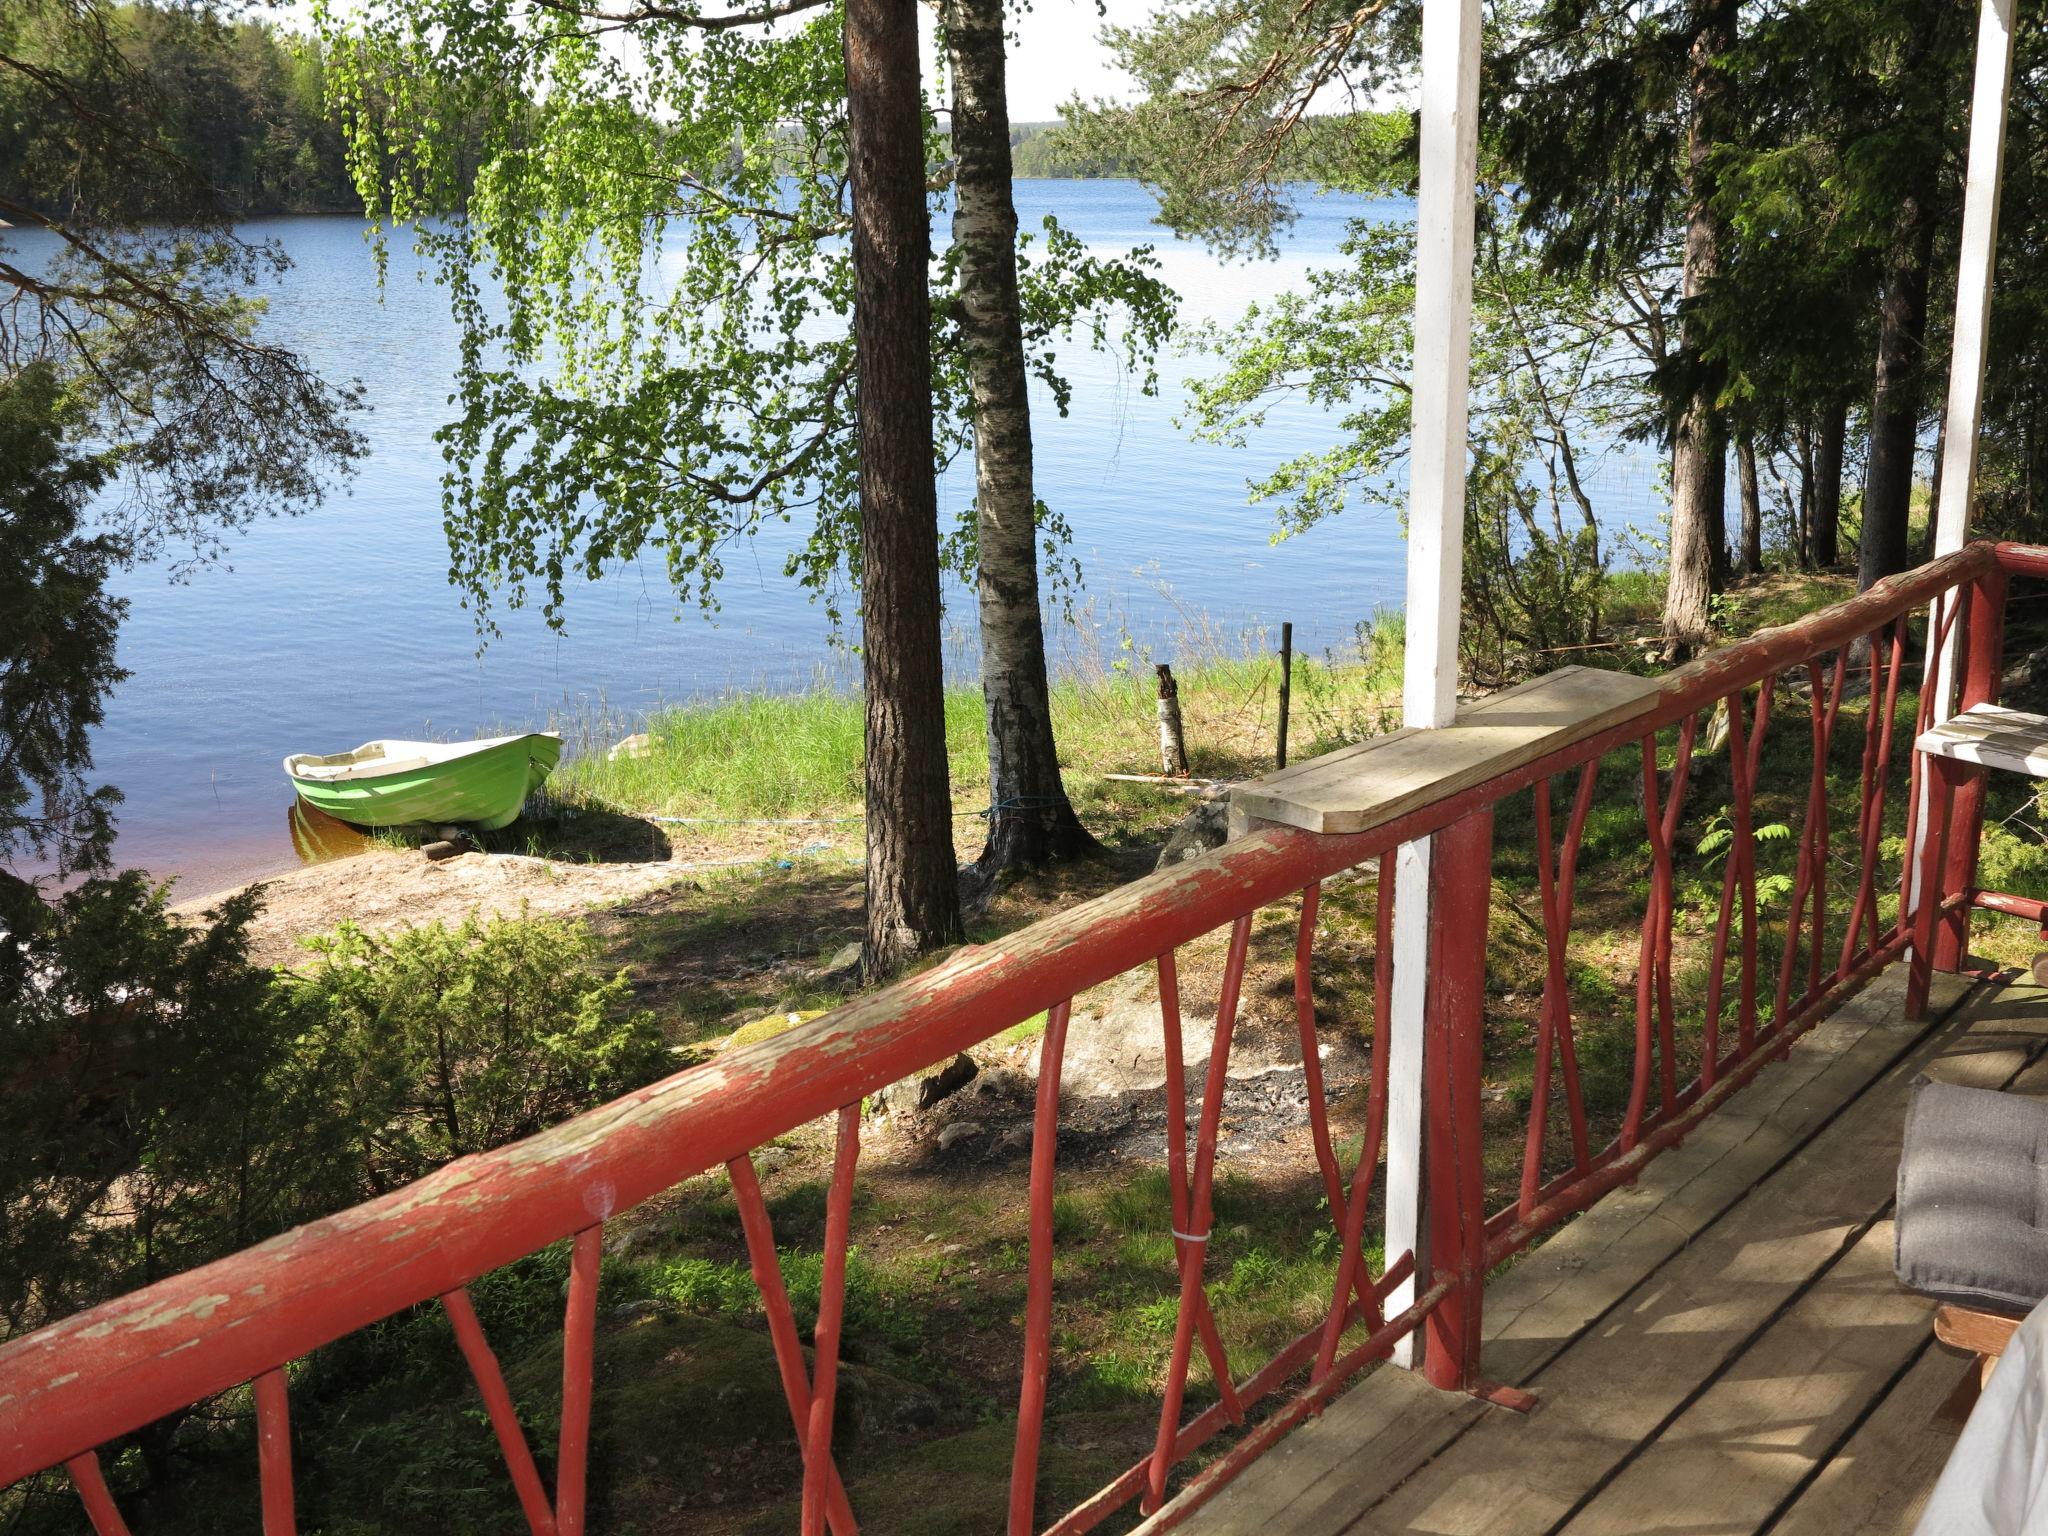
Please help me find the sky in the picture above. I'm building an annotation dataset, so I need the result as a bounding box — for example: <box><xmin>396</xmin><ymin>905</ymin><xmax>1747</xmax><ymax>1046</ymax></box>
<box><xmin>281</xmin><ymin>0</ymin><xmax>1159</xmax><ymax>123</ymax></box>
<box><xmin>987</xmin><ymin>0</ymin><xmax>1155</xmax><ymax>121</ymax></box>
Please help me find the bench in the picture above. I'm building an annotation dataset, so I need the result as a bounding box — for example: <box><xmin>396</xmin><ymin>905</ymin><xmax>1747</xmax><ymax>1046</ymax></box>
<box><xmin>1896</xmin><ymin>1077</ymin><xmax>2048</xmax><ymax>1384</ymax></box>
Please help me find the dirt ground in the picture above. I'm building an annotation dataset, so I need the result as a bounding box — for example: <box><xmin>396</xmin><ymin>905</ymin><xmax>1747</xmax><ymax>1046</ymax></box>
<box><xmin>174</xmin><ymin>846</ymin><xmax>688</xmax><ymax>970</ymax></box>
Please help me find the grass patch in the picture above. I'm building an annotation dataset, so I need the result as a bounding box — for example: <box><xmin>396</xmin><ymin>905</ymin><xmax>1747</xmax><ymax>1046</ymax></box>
<box><xmin>556</xmin><ymin>642</ymin><xmax>1407</xmax><ymax>838</ymax></box>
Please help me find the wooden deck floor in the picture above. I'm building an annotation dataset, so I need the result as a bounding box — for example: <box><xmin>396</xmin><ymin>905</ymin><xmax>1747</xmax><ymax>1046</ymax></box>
<box><xmin>1176</xmin><ymin>964</ymin><xmax>2047</xmax><ymax>1536</ymax></box>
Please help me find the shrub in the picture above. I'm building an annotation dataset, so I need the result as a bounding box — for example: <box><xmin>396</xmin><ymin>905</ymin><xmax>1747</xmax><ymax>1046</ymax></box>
<box><xmin>284</xmin><ymin>908</ymin><xmax>668</xmax><ymax>1187</ymax></box>
<box><xmin>0</xmin><ymin>875</ymin><xmax>360</xmax><ymax>1342</ymax></box>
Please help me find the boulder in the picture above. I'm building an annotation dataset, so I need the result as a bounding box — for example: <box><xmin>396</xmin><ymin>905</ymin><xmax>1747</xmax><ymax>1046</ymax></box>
<box><xmin>1154</xmin><ymin>796</ymin><xmax>1232</xmax><ymax>870</ymax></box>
<box><xmin>871</xmin><ymin>1051</ymin><xmax>979</xmax><ymax>1118</ymax></box>
<box><xmin>815</xmin><ymin>941</ymin><xmax>864</xmax><ymax>985</ymax></box>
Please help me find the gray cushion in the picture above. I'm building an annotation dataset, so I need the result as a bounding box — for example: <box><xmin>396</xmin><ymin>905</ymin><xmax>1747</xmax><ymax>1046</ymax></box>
<box><xmin>1896</xmin><ymin>1075</ymin><xmax>2048</xmax><ymax>1314</ymax></box>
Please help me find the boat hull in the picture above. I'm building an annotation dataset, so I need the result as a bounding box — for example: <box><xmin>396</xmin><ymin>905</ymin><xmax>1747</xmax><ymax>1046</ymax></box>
<box><xmin>286</xmin><ymin>734</ymin><xmax>562</xmax><ymax>831</ymax></box>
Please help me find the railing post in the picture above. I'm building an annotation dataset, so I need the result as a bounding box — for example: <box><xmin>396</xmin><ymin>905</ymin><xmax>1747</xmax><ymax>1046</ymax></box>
<box><xmin>1422</xmin><ymin>807</ymin><xmax>1493</xmax><ymax>1393</ymax></box>
<box><xmin>1387</xmin><ymin>0</ymin><xmax>1484</xmax><ymax>1370</ymax></box>
<box><xmin>1932</xmin><ymin>568</ymin><xmax>2008</xmax><ymax>974</ymax></box>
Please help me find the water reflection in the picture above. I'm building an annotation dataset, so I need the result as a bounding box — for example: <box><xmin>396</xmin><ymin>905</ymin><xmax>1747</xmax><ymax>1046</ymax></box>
<box><xmin>287</xmin><ymin>799</ymin><xmax>375</xmax><ymax>866</ymax></box>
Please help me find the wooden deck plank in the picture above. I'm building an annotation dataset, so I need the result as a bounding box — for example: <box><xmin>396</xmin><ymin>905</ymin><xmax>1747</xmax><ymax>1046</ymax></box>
<box><xmin>1554</xmin><ymin>1215</ymin><xmax>1934</xmax><ymax>1534</ymax></box>
<box><xmin>1567</xmin><ymin>1026</ymin><xmax>2048</xmax><ymax>1535</ymax></box>
<box><xmin>1172</xmin><ymin>966</ymin><xmax>1974</xmax><ymax>1536</ymax></box>
<box><xmin>1335</xmin><ymin>979</ymin><xmax>2048</xmax><ymax>1536</ymax></box>
<box><xmin>1229</xmin><ymin>668</ymin><xmax>1661</xmax><ymax>836</ymax></box>
<box><xmin>1765</xmin><ymin>1338</ymin><xmax>1971</xmax><ymax>1536</ymax></box>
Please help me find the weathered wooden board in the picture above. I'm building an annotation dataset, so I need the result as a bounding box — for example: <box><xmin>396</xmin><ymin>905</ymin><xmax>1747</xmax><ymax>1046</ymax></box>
<box><xmin>1230</xmin><ymin>667</ymin><xmax>1662</xmax><ymax>836</ymax></box>
<box><xmin>1767</xmin><ymin>1338</ymin><xmax>1970</xmax><ymax>1536</ymax></box>
<box><xmin>1580</xmin><ymin>1034</ymin><xmax>2048</xmax><ymax>1535</ymax></box>
<box><xmin>1342</xmin><ymin>981</ymin><xmax>2048</xmax><ymax>1536</ymax></box>
<box><xmin>1172</xmin><ymin>967</ymin><xmax>1974</xmax><ymax>1536</ymax></box>
<box><xmin>1556</xmin><ymin>1214</ymin><xmax>1935</xmax><ymax>1534</ymax></box>
<box><xmin>1918</xmin><ymin>701</ymin><xmax>2048</xmax><ymax>777</ymax></box>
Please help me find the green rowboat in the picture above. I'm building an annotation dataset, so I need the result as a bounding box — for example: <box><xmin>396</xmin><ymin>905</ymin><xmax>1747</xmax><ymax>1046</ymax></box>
<box><xmin>283</xmin><ymin>732</ymin><xmax>562</xmax><ymax>831</ymax></box>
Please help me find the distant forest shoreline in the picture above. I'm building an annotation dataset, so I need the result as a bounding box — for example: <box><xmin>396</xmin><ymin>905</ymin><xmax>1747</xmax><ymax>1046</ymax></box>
<box><xmin>0</xmin><ymin>2</ymin><xmax>1140</xmax><ymax>234</ymax></box>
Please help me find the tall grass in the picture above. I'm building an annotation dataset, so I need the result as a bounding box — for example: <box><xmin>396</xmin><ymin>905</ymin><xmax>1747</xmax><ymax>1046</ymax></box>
<box><xmin>568</xmin><ymin>688</ymin><xmax>985</xmax><ymax>820</ymax></box>
<box><xmin>557</xmin><ymin>616</ymin><xmax>1407</xmax><ymax>822</ymax></box>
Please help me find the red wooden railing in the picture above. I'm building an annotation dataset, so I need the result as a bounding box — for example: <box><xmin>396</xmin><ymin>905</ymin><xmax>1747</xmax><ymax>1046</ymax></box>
<box><xmin>0</xmin><ymin>541</ymin><xmax>2028</xmax><ymax>1535</ymax></box>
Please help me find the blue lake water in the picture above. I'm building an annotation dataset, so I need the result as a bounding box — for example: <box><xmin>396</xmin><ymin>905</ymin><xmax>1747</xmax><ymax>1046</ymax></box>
<box><xmin>17</xmin><ymin>179</ymin><xmax>1668</xmax><ymax>895</ymax></box>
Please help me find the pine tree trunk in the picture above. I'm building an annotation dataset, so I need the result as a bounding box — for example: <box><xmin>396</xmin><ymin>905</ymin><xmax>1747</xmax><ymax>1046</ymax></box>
<box><xmin>1859</xmin><ymin>209</ymin><xmax>1937</xmax><ymax>592</ymax></box>
<box><xmin>1662</xmin><ymin>0</ymin><xmax>1736</xmax><ymax>657</ymax></box>
<box><xmin>1736</xmin><ymin>430</ymin><xmax>1763</xmax><ymax>576</ymax></box>
<box><xmin>846</xmin><ymin>0</ymin><xmax>963</xmax><ymax>974</ymax></box>
<box><xmin>1812</xmin><ymin>400</ymin><xmax>1845</xmax><ymax>567</ymax></box>
<box><xmin>944</xmin><ymin>0</ymin><xmax>1100</xmax><ymax>880</ymax></box>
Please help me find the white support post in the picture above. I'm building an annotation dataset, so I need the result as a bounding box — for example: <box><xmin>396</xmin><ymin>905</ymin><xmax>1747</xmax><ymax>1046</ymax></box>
<box><xmin>1385</xmin><ymin>0</ymin><xmax>1484</xmax><ymax>1368</ymax></box>
<box><xmin>1907</xmin><ymin>0</ymin><xmax>2015</xmax><ymax>925</ymax></box>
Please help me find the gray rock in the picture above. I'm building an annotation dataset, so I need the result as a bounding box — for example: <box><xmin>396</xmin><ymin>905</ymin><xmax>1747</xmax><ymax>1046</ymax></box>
<box><xmin>604</xmin><ymin>1224</ymin><xmax>649</xmax><ymax>1257</ymax></box>
<box><xmin>1154</xmin><ymin>797</ymin><xmax>1232</xmax><ymax>870</ymax></box>
<box><xmin>969</xmin><ymin>1066</ymin><xmax>1028</xmax><ymax>1099</ymax></box>
<box><xmin>936</xmin><ymin>1120</ymin><xmax>986</xmax><ymax>1152</ymax></box>
<box><xmin>872</xmin><ymin>1052</ymin><xmax>979</xmax><ymax>1117</ymax></box>
<box><xmin>751</xmin><ymin>1145</ymin><xmax>793</xmax><ymax>1174</ymax></box>
<box><xmin>893</xmin><ymin>1387</ymin><xmax>941</xmax><ymax>1428</ymax></box>
<box><xmin>997</xmin><ymin>1123</ymin><xmax>1034</xmax><ymax>1154</ymax></box>
<box><xmin>815</xmin><ymin>940</ymin><xmax>865</xmax><ymax>986</ymax></box>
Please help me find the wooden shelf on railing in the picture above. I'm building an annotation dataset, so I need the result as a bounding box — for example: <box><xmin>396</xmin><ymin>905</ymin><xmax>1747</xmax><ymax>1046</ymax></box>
<box><xmin>1916</xmin><ymin>702</ymin><xmax>2048</xmax><ymax>776</ymax></box>
<box><xmin>1231</xmin><ymin>665</ymin><xmax>1663</xmax><ymax>836</ymax></box>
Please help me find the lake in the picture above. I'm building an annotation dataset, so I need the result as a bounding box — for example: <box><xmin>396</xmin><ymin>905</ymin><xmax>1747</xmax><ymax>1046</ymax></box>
<box><xmin>24</xmin><ymin>179</ymin><xmax>1666</xmax><ymax>896</ymax></box>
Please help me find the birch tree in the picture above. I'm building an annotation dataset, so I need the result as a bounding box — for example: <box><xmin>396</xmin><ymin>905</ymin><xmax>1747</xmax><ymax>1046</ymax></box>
<box><xmin>945</xmin><ymin>0</ymin><xmax>1170</xmax><ymax>876</ymax></box>
<box><xmin>323</xmin><ymin>0</ymin><xmax>1171</xmax><ymax>957</ymax></box>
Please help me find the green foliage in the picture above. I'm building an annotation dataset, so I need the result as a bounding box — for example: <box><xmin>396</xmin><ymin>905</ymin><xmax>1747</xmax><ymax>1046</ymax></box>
<box><xmin>1052</xmin><ymin>0</ymin><xmax>1422</xmax><ymax>256</ymax></box>
<box><xmin>1180</xmin><ymin>206</ymin><xmax>1638</xmax><ymax>679</ymax></box>
<box><xmin>1695</xmin><ymin>812</ymin><xmax>1795</xmax><ymax>867</ymax></box>
<box><xmin>286</xmin><ymin>909</ymin><xmax>668</xmax><ymax>1182</ymax></box>
<box><xmin>1977</xmin><ymin>822</ymin><xmax>2048</xmax><ymax>903</ymax></box>
<box><xmin>0</xmin><ymin>877</ymin><xmax>359</xmax><ymax>1339</ymax></box>
<box><xmin>0</xmin><ymin>3</ymin><xmax>360</xmax><ymax>219</ymax></box>
<box><xmin>0</xmin><ymin>362</ymin><xmax>124</xmax><ymax>879</ymax></box>
<box><xmin>649</xmin><ymin>1246</ymin><xmax>923</xmax><ymax>1349</ymax></box>
<box><xmin>319</xmin><ymin>0</ymin><xmax>1177</xmax><ymax>632</ymax></box>
<box><xmin>2</xmin><ymin>899</ymin><xmax>669</xmax><ymax>1344</ymax></box>
<box><xmin>0</xmin><ymin>1</ymin><xmax>364</xmax><ymax>568</ymax></box>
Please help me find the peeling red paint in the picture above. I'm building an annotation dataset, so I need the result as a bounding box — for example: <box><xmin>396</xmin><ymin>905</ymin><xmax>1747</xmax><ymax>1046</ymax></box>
<box><xmin>0</xmin><ymin>540</ymin><xmax>2021</xmax><ymax>1532</ymax></box>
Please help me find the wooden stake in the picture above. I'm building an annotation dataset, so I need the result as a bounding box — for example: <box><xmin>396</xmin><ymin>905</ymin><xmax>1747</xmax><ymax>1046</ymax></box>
<box><xmin>1156</xmin><ymin>664</ymin><xmax>1190</xmax><ymax>778</ymax></box>
<box><xmin>1277</xmin><ymin>622</ymin><xmax>1294</xmax><ymax>769</ymax></box>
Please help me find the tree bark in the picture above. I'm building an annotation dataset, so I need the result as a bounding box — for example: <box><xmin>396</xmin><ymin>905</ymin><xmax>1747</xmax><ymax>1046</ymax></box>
<box><xmin>1736</xmin><ymin>429</ymin><xmax>1762</xmax><ymax>576</ymax></box>
<box><xmin>846</xmin><ymin>0</ymin><xmax>963</xmax><ymax>974</ymax></box>
<box><xmin>1812</xmin><ymin>399</ymin><xmax>1845</xmax><ymax>567</ymax></box>
<box><xmin>944</xmin><ymin>0</ymin><xmax>1101</xmax><ymax>880</ymax></box>
<box><xmin>1858</xmin><ymin>207</ymin><xmax>1937</xmax><ymax>591</ymax></box>
<box><xmin>1662</xmin><ymin>0</ymin><xmax>1736</xmax><ymax>657</ymax></box>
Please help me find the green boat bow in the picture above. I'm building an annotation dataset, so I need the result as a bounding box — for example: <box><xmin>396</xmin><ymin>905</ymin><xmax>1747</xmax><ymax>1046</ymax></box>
<box><xmin>282</xmin><ymin>732</ymin><xmax>562</xmax><ymax>831</ymax></box>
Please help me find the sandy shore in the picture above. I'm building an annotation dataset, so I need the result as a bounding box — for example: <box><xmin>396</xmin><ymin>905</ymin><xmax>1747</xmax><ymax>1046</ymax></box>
<box><xmin>174</xmin><ymin>847</ymin><xmax>685</xmax><ymax>970</ymax></box>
